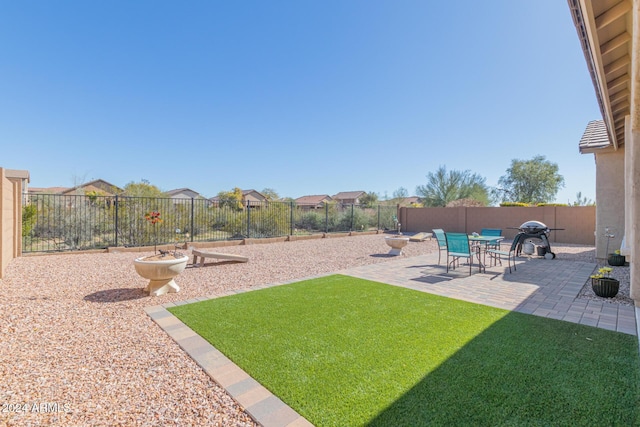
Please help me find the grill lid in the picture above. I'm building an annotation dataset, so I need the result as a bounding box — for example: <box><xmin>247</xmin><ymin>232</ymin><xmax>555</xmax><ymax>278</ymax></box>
<box><xmin>519</xmin><ymin>220</ymin><xmax>548</xmax><ymax>233</ymax></box>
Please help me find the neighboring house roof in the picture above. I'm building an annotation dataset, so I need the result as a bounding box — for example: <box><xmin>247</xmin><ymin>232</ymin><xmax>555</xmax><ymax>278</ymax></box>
<box><xmin>295</xmin><ymin>195</ymin><xmax>333</xmax><ymax>205</ymax></box>
<box><xmin>578</xmin><ymin>120</ymin><xmax>611</xmax><ymax>154</ymax></box>
<box><xmin>242</xmin><ymin>189</ymin><xmax>267</xmax><ymax>202</ymax></box>
<box><xmin>401</xmin><ymin>197</ymin><xmax>422</xmax><ymax>205</ymax></box>
<box><xmin>569</xmin><ymin>0</ymin><xmax>632</xmax><ymax>149</ymax></box>
<box><xmin>166</xmin><ymin>188</ymin><xmax>203</xmax><ymax>199</ymax></box>
<box><xmin>332</xmin><ymin>191</ymin><xmax>366</xmax><ymax>200</ymax></box>
<box><xmin>29</xmin><ymin>187</ymin><xmax>70</xmax><ymax>194</ymax></box>
<box><xmin>60</xmin><ymin>179</ymin><xmax>122</xmax><ymax>196</ymax></box>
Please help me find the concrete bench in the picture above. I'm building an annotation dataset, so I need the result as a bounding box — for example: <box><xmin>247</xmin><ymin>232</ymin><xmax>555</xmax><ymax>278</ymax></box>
<box><xmin>191</xmin><ymin>249</ymin><xmax>249</xmax><ymax>267</ymax></box>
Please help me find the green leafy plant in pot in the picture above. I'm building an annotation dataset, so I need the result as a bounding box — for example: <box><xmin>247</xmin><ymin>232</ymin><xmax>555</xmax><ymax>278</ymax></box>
<box><xmin>590</xmin><ymin>266</ymin><xmax>619</xmax><ymax>298</ymax></box>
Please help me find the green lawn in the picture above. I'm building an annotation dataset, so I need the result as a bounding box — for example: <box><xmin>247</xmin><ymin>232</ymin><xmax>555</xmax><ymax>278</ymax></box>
<box><xmin>168</xmin><ymin>274</ymin><xmax>640</xmax><ymax>426</ymax></box>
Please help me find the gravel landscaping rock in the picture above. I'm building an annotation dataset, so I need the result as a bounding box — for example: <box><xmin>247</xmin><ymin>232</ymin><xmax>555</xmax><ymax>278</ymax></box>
<box><xmin>0</xmin><ymin>234</ymin><xmax>631</xmax><ymax>426</ymax></box>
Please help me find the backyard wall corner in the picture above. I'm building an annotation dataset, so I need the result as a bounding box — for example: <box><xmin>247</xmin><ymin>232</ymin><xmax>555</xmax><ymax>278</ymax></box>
<box><xmin>0</xmin><ymin>168</ymin><xmax>29</xmax><ymax>278</ymax></box>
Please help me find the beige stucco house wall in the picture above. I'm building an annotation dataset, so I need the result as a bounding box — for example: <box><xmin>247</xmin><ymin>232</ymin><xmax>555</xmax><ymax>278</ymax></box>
<box><xmin>0</xmin><ymin>168</ymin><xmax>29</xmax><ymax>278</ymax></box>
<box><xmin>594</xmin><ymin>148</ymin><xmax>626</xmax><ymax>258</ymax></box>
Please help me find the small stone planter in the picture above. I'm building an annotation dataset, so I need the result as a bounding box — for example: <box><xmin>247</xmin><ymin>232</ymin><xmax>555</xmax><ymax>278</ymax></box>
<box><xmin>591</xmin><ymin>277</ymin><xmax>620</xmax><ymax>298</ymax></box>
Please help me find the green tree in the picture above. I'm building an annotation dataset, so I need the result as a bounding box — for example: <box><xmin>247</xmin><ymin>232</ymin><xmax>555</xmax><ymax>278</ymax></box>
<box><xmin>261</xmin><ymin>188</ymin><xmax>280</xmax><ymax>201</ymax></box>
<box><xmin>572</xmin><ymin>191</ymin><xmax>595</xmax><ymax>206</ymax></box>
<box><xmin>217</xmin><ymin>187</ymin><xmax>244</xmax><ymax>211</ymax></box>
<box><xmin>390</xmin><ymin>187</ymin><xmax>409</xmax><ymax>205</ymax></box>
<box><xmin>359</xmin><ymin>192</ymin><xmax>379</xmax><ymax>208</ymax></box>
<box><xmin>416</xmin><ymin>166</ymin><xmax>490</xmax><ymax>207</ymax></box>
<box><xmin>122</xmin><ymin>180</ymin><xmax>164</xmax><ymax>197</ymax></box>
<box><xmin>496</xmin><ymin>155</ymin><xmax>565</xmax><ymax>204</ymax></box>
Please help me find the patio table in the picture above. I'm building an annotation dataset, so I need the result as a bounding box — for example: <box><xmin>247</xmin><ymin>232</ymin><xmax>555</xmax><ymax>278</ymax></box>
<box><xmin>468</xmin><ymin>235</ymin><xmax>504</xmax><ymax>273</ymax></box>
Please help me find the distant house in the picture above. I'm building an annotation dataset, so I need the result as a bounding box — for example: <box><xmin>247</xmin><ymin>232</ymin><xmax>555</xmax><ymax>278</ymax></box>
<box><xmin>28</xmin><ymin>179</ymin><xmax>122</xmax><ymax>196</ymax></box>
<box><xmin>295</xmin><ymin>195</ymin><xmax>333</xmax><ymax>210</ymax></box>
<box><xmin>165</xmin><ymin>188</ymin><xmax>208</xmax><ymax>205</ymax></box>
<box><xmin>332</xmin><ymin>191</ymin><xmax>366</xmax><ymax>206</ymax></box>
<box><xmin>210</xmin><ymin>189</ymin><xmax>268</xmax><ymax>208</ymax></box>
<box><xmin>401</xmin><ymin>197</ymin><xmax>422</xmax><ymax>207</ymax></box>
<box><xmin>62</xmin><ymin>179</ymin><xmax>122</xmax><ymax>196</ymax></box>
<box><xmin>28</xmin><ymin>179</ymin><xmax>122</xmax><ymax>208</ymax></box>
<box><xmin>28</xmin><ymin>186</ymin><xmax>70</xmax><ymax>195</ymax></box>
<box><xmin>242</xmin><ymin>189</ymin><xmax>268</xmax><ymax>204</ymax></box>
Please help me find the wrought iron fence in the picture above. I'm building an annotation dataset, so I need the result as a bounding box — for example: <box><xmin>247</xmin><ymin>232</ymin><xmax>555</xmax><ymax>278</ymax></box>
<box><xmin>22</xmin><ymin>194</ymin><xmax>398</xmax><ymax>253</ymax></box>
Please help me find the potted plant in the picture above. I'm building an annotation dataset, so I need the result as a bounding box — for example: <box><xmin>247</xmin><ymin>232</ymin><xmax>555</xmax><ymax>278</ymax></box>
<box><xmin>603</xmin><ymin>228</ymin><xmax>625</xmax><ymax>266</ymax></box>
<box><xmin>590</xmin><ymin>266</ymin><xmax>619</xmax><ymax>298</ymax></box>
<box><xmin>608</xmin><ymin>249</ymin><xmax>626</xmax><ymax>267</ymax></box>
<box><xmin>133</xmin><ymin>211</ymin><xmax>189</xmax><ymax>296</ymax></box>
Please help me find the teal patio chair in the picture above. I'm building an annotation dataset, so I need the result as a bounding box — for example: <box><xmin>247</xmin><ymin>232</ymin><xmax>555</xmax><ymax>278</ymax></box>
<box><xmin>444</xmin><ymin>232</ymin><xmax>473</xmax><ymax>275</ymax></box>
<box><xmin>432</xmin><ymin>229</ymin><xmax>447</xmax><ymax>265</ymax></box>
<box><xmin>481</xmin><ymin>228</ymin><xmax>502</xmax><ymax>250</ymax></box>
<box><xmin>485</xmin><ymin>238</ymin><xmax>519</xmax><ymax>273</ymax></box>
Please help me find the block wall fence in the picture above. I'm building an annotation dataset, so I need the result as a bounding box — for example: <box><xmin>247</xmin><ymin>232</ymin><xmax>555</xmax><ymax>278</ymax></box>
<box><xmin>398</xmin><ymin>206</ymin><xmax>596</xmax><ymax>246</ymax></box>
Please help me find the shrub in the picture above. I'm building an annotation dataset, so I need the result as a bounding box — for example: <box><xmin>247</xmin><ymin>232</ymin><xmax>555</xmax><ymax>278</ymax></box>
<box><xmin>499</xmin><ymin>202</ymin><xmax>531</xmax><ymax>207</ymax></box>
<box><xmin>22</xmin><ymin>204</ymin><xmax>37</xmax><ymax>237</ymax></box>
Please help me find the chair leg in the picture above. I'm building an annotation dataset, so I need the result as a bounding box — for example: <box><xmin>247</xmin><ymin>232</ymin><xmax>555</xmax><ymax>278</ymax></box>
<box><xmin>438</xmin><ymin>249</ymin><xmax>441</xmax><ymax>265</ymax></box>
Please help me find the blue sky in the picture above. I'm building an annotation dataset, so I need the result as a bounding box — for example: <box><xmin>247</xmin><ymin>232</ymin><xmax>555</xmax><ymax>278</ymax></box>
<box><xmin>1</xmin><ymin>1</ymin><xmax>601</xmax><ymax>203</ymax></box>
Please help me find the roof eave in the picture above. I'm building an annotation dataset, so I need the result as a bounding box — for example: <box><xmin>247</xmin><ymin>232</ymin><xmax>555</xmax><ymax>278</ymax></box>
<box><xmin>568</xmin><ymin>0</ymin><xmax>618</xmax><ymax>149</ymax></box>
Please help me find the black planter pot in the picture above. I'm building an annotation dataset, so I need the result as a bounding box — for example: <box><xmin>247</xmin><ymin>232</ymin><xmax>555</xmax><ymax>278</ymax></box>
<box><xmin>591</xmin><ymin>277</ymin><xmax>620</xmax><ymax>298</ymax></box>
<box><xmin>608</xmin><ymin>254</ymin><xmax>626</xmax><ymax>266</ymax></box>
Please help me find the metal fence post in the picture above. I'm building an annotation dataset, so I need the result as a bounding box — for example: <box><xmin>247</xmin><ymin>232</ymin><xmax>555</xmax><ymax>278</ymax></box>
<box><xmin>351</xmin><ymin>204</ymin><xmax>354</xmax><ymax>231</ymax></box>
<box><xmin>114</xmin><ymin>194</ymin><xmax>119</xmax><ymax>247</ymax></box>
<box><xmin>246</xmin><ymin>200</ymin><xmax>251</xmax><ymax>238</ymax></box>
<box><xmin>190</xmin><ymin>198</ymin><xmax>195</xmax><ymax>242</ymax></box>
<box><xmin>325</xmin><ymin>203</ymin><xmax>329</xmax><ymax>233</ymax></box>
<box><xmin>290</xmin><ymin>201</ymin><xmax>294</xmax><ymax>236</ymax></box>
<box><xmin>377</xmin><ymin>205</ymin><xmax>380</xmax><ymax>230</ymax></box>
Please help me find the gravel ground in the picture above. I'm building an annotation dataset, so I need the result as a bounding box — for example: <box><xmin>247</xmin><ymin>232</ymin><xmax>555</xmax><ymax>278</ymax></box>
<box><xmin>0</xmin><ymin>234</ymin><xmax>630</xmax><ymax>426</ymax></box>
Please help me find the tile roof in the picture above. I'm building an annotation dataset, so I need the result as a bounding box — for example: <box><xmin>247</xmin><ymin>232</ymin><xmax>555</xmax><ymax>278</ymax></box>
<box><xmin>578</xmin><ymin>120</ymin><xmax>611</xmax><ymax>153</ymax></box>
<box><xmin>28</xmin><ymin>187</ymin><xmax>70</xmax><ymax>194</ymax></box>
<box><xmin>332</xmin><ymin>191</ymin><xmax>365</xmax><ymax>199</ymax></box>
<box><xmin>295</xmin><ymin>195</ymin><xmax>332</xmax><ymax>205</ymax></box>
<box><xmin>166</xmin><ymin>188</ymin><xmax>201</xmax><ymax>197</ymax></box>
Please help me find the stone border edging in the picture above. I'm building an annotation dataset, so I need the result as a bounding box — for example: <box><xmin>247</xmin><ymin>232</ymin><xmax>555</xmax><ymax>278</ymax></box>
<box><xmin>145</xmin><ymin>292</ymin><xmax>315</xmax><ymax>427</ymax></box>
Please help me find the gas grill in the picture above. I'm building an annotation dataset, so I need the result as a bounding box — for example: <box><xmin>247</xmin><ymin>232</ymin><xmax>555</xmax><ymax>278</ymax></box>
<box><xmin>510</xmin><ymin>221</ymin><xmax>563</xmax><ymax>259</ymax></box>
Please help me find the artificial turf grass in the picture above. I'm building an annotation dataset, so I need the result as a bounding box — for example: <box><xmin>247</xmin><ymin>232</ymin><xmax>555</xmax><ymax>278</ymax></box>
<box><xmin>168</xmin><ymin>274</ymin><xmax>640</xmax><ymax>427</ymax></box>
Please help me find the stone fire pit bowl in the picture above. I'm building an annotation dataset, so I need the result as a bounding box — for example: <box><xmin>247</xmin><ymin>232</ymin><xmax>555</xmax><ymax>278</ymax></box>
<box><xmin>384</xmin><ymin>236</ymin><xmax>410</xmax><ymax>256</ymax></box>
<box><xmin>134</xmin><ymin>254</ymin><xmax>189</xmax><ymax>296</ymax></box>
